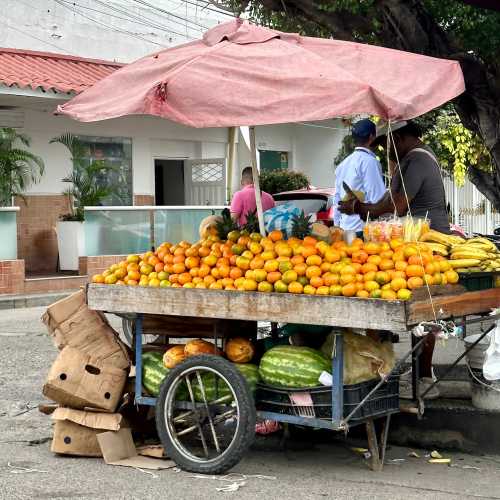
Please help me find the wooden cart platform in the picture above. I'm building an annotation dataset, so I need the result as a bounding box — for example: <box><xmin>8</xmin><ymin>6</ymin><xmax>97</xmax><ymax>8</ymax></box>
<box><xmin>87</xmin><ymin>284</ymin><xmax>500</xmax><ymax>331</ymax></box>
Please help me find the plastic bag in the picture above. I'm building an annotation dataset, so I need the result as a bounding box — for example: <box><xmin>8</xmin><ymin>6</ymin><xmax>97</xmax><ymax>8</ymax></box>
<box><xmin>483</xmin><ymin>312</ymin><xmax>500</xmax><ymax>381</ymax></box>
<box><xmin>321</xmin><ymin>331</ymin><xmax>395</xmax><ymax>385</ymax></box>
<box><xmin>263</xmin><ymin>202</ymin><xmax>301</xmax><ymax>238</ymax></box>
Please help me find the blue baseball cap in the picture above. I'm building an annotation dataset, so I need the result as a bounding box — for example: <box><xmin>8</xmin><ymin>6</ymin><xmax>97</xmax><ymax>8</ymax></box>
<box><xmin>352</xmin><ymin>119</ymin><xmax>376</xmax><ymax>139</ymax></box>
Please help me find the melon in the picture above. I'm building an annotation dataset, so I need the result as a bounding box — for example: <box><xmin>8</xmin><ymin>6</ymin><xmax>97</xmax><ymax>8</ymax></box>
<box><xmin>225</xmin><ymin>337</ymin><xmax>255</xmax><ymax>363</ymax></box>
<box><xmin>259</xmin><ymin>345</ymin><xmax>330</xmax><ymax>388</ymax></box>
<box><xmin>142</xmin><ymin>351</ymin><xmax>169</xmax><ymax>396</ymax></box>
<box><xmin>163</xmin><ymin>345</ymin><xmax>187</xmax><ymax>369</ymax></box>
<box><xmin>184</xmin><ymin>339</ymin><xmax>222</xmax><ymax>357</ymax></box>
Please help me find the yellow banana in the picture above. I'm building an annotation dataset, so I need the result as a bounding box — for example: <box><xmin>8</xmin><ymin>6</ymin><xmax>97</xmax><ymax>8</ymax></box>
<box><xmin>449</xmin><ymin>259</ymin><xmax>482</xmax><ymax>268</ymax></box>
<box><xmin>426</xmin><ymin>243</ymin><xmax>449</xmax><ymax>256</ymax></box>
<box><xmin>419</xmin><ymin>230</ymin><xmax>455</xmax><ymax>247</ymax></box>
<box><xmin>451</xmin><ymin>250</ymin><xmax>490</xmax><ymax>260</ymax></box>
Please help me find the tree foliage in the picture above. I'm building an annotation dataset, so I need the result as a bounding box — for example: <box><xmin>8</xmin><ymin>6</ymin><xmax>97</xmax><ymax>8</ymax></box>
<box><xmin>0</xmin><ymin>128</ymin><xmax>44</xmax><ymax>206</ymax></box>
<box><xmin>219</xmin><ymin>0</ymin><xmax>500</xmax><ymax>209</ymax></box>
<box><xmin>259</xmin><ymin>169</ymin><xmax>310</xmax><ymax>194</ymax></box>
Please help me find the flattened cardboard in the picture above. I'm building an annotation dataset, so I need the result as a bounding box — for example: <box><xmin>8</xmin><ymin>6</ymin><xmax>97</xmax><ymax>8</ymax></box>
<box><xmin>137</xmin><ymin>444</ymin><xmax>165</xmax><ymax>458</ymax></box>
<box><xmin>51</xmin><ymin>408</ymin><xmax>123</xmax><ymax>457</ymax></box>
<box><xmin>42</xmin><ymin>289</ymin><xmax>86</xmax><ymax>334</ymax></box>
<box><xmin>43</xmin><ymin>346</ymin><xmax>127</xmax><ymax>412</ymax></box>
<box><xmin>97</xmin><ymin>429</ymin><xmax>174</xmax><ymax>470</ymax></box>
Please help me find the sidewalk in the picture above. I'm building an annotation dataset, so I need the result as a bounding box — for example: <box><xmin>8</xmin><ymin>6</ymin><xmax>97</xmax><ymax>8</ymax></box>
<box><xmin>0</xmin><ymin>290</ymin><xmax>78</xmax><ymax>310</ymax></box>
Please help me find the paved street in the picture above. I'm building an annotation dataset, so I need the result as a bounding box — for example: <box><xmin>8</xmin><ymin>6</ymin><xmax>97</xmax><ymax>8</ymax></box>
<box><xmin>1</xmin><ymin>307</ymin><xmax>500</xmax><ymax>500</ymax></box>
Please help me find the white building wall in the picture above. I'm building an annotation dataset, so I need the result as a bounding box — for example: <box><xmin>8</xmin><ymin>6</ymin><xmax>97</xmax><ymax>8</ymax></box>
<box><xmin>1</xmin><ymin>0</ymin><xmax>229</xmax><ymax>62</ymax></box>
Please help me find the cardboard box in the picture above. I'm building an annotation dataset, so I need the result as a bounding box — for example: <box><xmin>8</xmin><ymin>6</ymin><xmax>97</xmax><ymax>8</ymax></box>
<box><xmin>43</xmin><ymin>346</ymin><xmax>127</xmax><ymax>412</ymax></box>
<box><xmin>51</xmin><ymin>407</ymin><xmax>123</xmax><ymax>457</ymax></box>
<box><xmin>42</xmin><ymin>291</ymin><xmax>130</xmax><ymax>370</ymax></box>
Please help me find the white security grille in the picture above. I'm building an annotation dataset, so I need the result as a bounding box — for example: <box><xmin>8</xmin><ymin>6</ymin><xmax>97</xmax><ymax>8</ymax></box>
<box><xmin>191</xmin><ymin>162</ymin><xmax>224</xmax><ymax>182</ymax></box>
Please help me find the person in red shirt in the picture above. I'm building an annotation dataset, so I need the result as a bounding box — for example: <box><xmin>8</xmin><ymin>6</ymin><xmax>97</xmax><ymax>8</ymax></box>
<box><xmin>230</xmin><ymin>167</ymin><xmax>275</xmax><ymax>226</ymax></box>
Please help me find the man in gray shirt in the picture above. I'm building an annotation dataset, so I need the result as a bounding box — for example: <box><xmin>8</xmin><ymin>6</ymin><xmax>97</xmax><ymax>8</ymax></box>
<box><xmin>339</xmin><ymin>120</ymin><xmax>450</xmax><ymax>234</ymax></box>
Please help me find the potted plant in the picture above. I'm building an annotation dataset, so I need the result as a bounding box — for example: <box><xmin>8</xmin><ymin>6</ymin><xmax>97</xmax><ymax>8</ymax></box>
<box><xmin>0</xmin><ymin>127</ymin><xmax>44</xmax><ymax>206</ymax></box>
<box><xmin>50</xmin><ymin>133</ymin><xmax>121</xmax><ymax>270</ymax></box>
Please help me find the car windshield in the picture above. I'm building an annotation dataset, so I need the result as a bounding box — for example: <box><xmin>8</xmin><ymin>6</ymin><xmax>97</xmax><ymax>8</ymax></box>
<box><xmin>274</xmin><ymin>197</ymin><xmax>329</xmax><ymax>214</ymax></box>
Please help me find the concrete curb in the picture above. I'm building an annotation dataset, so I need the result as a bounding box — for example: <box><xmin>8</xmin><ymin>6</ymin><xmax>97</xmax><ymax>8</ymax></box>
<box><xmin>0</xmin><ymin>290</ymin><xmax>79</xmax><ymax>310</ymax></box>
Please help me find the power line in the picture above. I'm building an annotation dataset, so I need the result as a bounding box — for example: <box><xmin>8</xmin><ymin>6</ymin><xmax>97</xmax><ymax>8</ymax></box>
<box><xmin>130</xmin><ymin>0</ymin><xmax>212</xmax><ymax>31</ymax></box>
<box><xmin>53</xmin><ymin>0</ymin><xmax>168</xmax><ymax>47</ymax></box>
<box><xmin>0</xmin><ymin>20</ymin><xmax>72</xmax><ymax>54</ymax></box>
<box><xmin>180</xmin><ymin>0</ymin><xmax>241</xmax><ymax>19</ymax></box>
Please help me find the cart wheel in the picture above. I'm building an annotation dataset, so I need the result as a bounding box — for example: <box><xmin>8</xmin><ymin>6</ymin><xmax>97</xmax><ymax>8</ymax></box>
<box><xmin>155</xmin><ymin>355</ymin><xmax>256</xmax><ymax>474</ymax></box>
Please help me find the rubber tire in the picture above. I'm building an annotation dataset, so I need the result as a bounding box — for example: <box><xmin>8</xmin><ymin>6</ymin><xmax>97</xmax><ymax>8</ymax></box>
<box><xmin>155</xmin><ymin>355</ymin><xmax>256</xmax><ymax>474</ymax></box>
<box><xmin>121</xmin><ymin>317</ymin><xmax>160</xmax><ymax>347</ymax></box>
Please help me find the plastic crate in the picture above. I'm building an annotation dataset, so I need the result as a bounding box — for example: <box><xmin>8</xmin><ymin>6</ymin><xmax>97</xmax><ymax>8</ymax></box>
<box><xmin>458</xmin><ymin>271</ymin><xmax>498</xmax><ymax>292</ymax></box>
<box><xmin>256</xmin><ymin>374</ymin><xmax>399</xmax><ymax>425</ymax></box>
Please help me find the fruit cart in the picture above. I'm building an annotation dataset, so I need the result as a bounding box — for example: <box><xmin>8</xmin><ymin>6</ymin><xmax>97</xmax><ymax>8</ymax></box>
<box><xmin>87</xmin><ymin>284</ymin><xmax>500</xmax><ymax>473</ymax></box>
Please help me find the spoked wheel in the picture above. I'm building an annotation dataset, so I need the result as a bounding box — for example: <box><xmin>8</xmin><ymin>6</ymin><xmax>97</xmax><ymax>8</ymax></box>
<box><xmin>155</xmin><ymin>355</ymin><xmax>256</xmax><ymax>474</ymax></box>
<box><xmin>121</xmin><ymin>317</ymin><xmax>162</xmax><ymax>346</ymax></box>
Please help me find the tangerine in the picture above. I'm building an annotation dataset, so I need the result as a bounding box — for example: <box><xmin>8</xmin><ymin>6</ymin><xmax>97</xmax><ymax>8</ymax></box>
<box><xmin>304</xmin><ymin>285</ymin><xmax>317</xmax><ymax>295</ymax></box>
<box><xmin>92</xmin><ymin>274</ymin><xmax>105</xmax><ymax>284</ymax></box>
<box><xmin>306</xmin><ymin>265</ymin><xmax>322</xmax><ymax>279</ymax></box>
<box><xmin>406</xmin><ymin>264</ymin><xmax>424</xmax><ymax>278</ymax></box>
<box><xmin>293</xmin><ymin>263</ymin><xmax>308</xmax><ymax>276</ymax></box>
<box><xmin>268</xmin><ymin>230</ymin><xmax>284</xmax><ymax>242</ymax></box>
<box><xmin>397</xmin><ymin>289</ymin><xmax>412</xmax><ymax>300</ymax></box>
<box><xmin>379</xmin><ymin>259</ymin><xmax>395</xmax><ymax>271</ymax></box>
<box><xmin>329</xmin><ymin>285</ymin><xmax>343</xmax><ymax>296</ymax></box>
<box><xmin>356</xmin><ymin>290</ymin><xmax>370</xmax><ymax>298</ymax></box>
<box><xmin>361</xmin><ymin>262</ymin><xmax>378</xmax><ymax>274</ymax></box>
<box><xmin>407</xmin><ymin>276</ymin><xmax>424</xmax><ymax>289</ymax></box>
<box><xmin>316</xmin><ymin>286</ymin><xmax>330</xmax><ymax>296</ymax></box>
<box><xmin>288</xmin><ymin>281</ymin><xmax>304</xmax><ymax>294</ymax></box>
<box><xmin>342</xmin><ymin>283</ymin><xmax>357</xmax><ymax>297</ymax></box>
<box><xmin>390</xmin><ymin>277</ymin><xmax>407</xmax><ymax>291</ymax></box>
<box><xmin>266</xmin><ymin>271</ymin><xmax>282</xmax><ymax>284</ymax></box>
<box><xmin>381</xmin><ymin>289</ymin><xmax>397</xmax><ymax>300</ymax></box>
<box><xmin>309</xmin><ymin>276</ymin><xmax>325</xmax><ymax>288</ymax></box>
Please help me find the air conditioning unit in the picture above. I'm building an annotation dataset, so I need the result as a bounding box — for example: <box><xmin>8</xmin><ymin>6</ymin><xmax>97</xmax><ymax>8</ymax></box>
<box><xmin>0</xmin><ymin>107</ymin><xmax>25</xmax><ymax>128</ymax></box>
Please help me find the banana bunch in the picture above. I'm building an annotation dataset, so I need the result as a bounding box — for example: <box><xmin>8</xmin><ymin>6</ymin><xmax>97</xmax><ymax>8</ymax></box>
<box><xmin>450</xmin><ymin>237</ymin><xmax>500</xmax><ymax>272</ymax></box>
<box><xmin>419</xmin><ymin>229</ymin><xmax>465</xmax><ymax>247</ymax></box>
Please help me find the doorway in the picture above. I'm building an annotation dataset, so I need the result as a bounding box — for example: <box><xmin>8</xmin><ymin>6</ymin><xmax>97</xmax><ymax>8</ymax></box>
<box><xmin>155</xmin><ymin>159</ymin><xmax>185</xmax><ymax>205</ymax></box>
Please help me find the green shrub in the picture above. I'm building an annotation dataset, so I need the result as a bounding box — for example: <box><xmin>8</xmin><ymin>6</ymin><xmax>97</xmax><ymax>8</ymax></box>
<box><xmin>259</xmin><ymin>169</ymin><xmax>310</xmax><ymax>195</ymax></box>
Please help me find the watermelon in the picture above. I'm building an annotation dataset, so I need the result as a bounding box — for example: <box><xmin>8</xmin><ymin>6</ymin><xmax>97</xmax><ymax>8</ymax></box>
<box><xmin>259</xmin><ymin>346</ymin><xmax>331</xmax><ymax>388</ymax></box>
<box><xmin>142</xmin><ymin>351</ymin><xmax>169</xmax><ymax>396</ymax></box>
<box><xmin>191</xmin><ymin>363</ymin><xmax>260</xmax><ymax>402</ymax></box>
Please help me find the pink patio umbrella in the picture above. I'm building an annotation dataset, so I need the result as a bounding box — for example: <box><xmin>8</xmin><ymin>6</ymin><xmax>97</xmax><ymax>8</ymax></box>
<box><xmin>57</xmin><ymin>19</ymin><xmax>465</xmax><ymax>233</ymax></box>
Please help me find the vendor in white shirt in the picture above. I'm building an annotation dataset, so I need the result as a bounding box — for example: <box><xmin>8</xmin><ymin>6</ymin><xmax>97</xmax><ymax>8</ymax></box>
<box><xmin>333</xmin><ymin>119</ymin><xmax>386</xmax><ymax>237</ymax></box>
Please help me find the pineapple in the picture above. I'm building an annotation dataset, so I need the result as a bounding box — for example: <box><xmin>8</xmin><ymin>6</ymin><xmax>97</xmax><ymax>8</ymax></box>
<box><xmin>243</xmin><ymin>210</ymin><xmax>260</xmax><ymax>234</ymax></box>
<box><xmin>215</xmin><ymin>208</ymin><xmax>238</xmax><ymax>240</ymax></box>
<box><xmin>291</xmin><ymin>211</ymin><xmax>313</xmax><ymax>239</ymax></box>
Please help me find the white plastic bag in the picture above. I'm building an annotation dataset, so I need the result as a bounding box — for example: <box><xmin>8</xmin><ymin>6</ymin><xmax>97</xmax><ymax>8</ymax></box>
<box><xmin>483</xmin><ymin>310</ymin><xmax>500</xmax><ymax>381</ymax></box>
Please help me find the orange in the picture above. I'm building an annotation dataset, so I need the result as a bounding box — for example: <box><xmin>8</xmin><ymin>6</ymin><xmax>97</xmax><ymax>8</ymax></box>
<box><xmin>254</xmin><ymin>269</ymin><xmax>268</xmax><ymax>283</ymax></box>
<box><xmin>407</xmin><ymin>276</ymin><xmax>424</xmax><ymax>289</ymax></box>
<box><xmin>92</xmin><ymin>274</ymin><xmax>105</xmax><ymax>284</ymax></box>
<box><xmin>444</xmin><ymin>269</ymin><xmax>459</xmax><ymax>284</ymax></box>
<box><xmin>260</xmin><ymin>237</ymin><xmax>275</xmax><ymax>251</ymax></box>
<box><xmin>375</xmin><ymin>271</ymin><xmax>391</xmax><ymax>285</ymax></box>
<box><xmin>302</xmin><ymin>246</ymin><xmax>318</xmax><ymax>258</ymax></box>
<box><xmin>114</xmin><ymin>268</ymin><xmax>127</xmax><ymax>279</ymax></box>
<box><xmin>185</xmin><ymin>246</ymin><xmax>200</xmax><ymax>258</ymax></box>
<box><xmin>241</xmin><ymin>250</ymin><xmax>254</xmax><ymax>260</ymax></box>
<box><xmin>351</xmin><ymin>263</ymin><xmax>363</xmax><ymax>273</ymax></box>
<box><xmin>127</xmin><ymin>254</ymin><xmax>140</xmax><ymax>264</ymax></box>
<box><xmin>173</xmin><ymin>255</ymin><xmax>185</xmax><ymax>265</ymax></box>
<box><xmin>370</xmin><ymin>289</ymin><xmax>382</xmax><ymax>299</ymax></box>
<box><xmin>297</xmin><ymin>276</ymin><xmax>309</xmax><ymax>286</ymax></box>
<box><xmin>128</xmin><ymin>270</ymin><xmax>141</xmax><ymax>282</ymax></box>
<box><xmin>148</xmin><ymin>256</ymin><xmax>161</xmax><ymax>267</ymax></box>
<box><xmin>316</xmin><ymin>241</ymin><xmax>329</xmax><ymax>256</ymax></box>
<box><xmin>329</xmin><ymin>285</ymin><xmax>343</xmax><ymax>296</ymax></box>
<box><xmin>392</xmin><ymin>251</ymin><xmax>405</xmax><ymax>262</ymax></box>
<box><xmin>169</xmin><ymin>274</ymin><xmax>179</xmax><ymax>284</ymax></box>
<box><xmin>178</xmin><ymin>272</ymin><xmax>192</xmax><ymax>286</ymax></box>
<box><xmin>342</xmin><ymin>283</ymin><xmax>357</xmax><ymax>297</ymax></box>
<box><xmin>340</xmin><ymin>273</ymin><xmax>355</xmax><ymax>286</ymax></box>
<box><xmin>250</xmin><ymin>257</ymin><xmax>265</xmax><ymax>270</ymax></box>
<box><xmin>352</xmin><ymin>250</ymin><xmax>369</xmax><ymax>264</ymax></box>
<box><xmin>391</xmin><ymin>270</ymin><xmax>407</xmax><ymax>280</ymax></box>
<box><xmin>248</xmin><ymin>242</ymin><xmax>263</xmax><ymax>255</ymax></box>
<box><xmin>204</xmin><ymin>275</ymin><xmax>216</xmax><ymax>286</ymax></box>
<box><xmin>236</xmin><ymin>256</ymin><xmax>250</xmax><ymax>270</ymax></box>
<box><xmin>438</xmin><ymin>260</ymin><xmax>451</xmax><ymax>272</ymax></box>
<box><xmin>234</xmin><ymin>277</ymin><xmax>245</xmax><ymax>288</ymax></box>
<box><xmin>245</xmin><ymin>270</ymin><xmax>256</xmax><ymax>280</ymax></box>
<box><xmin>274</xmin><ymin>280</ymin><xmax>288</xmax><ymax>293</ymax></box>
<box><xmin>209</xmin><ymin>282</ymin><xmax>223</xmax><ymax>290</ymax></box>
<box><xmin>320</xmin><ymin>262</ymin><xmax>332</xmax><ymax>273</ymax></box>
<box><xmin>195</xmin><ymin>283</ymin><xmax>207</xmax><ymax>289</ymax></box>
<box><xmin>390</xmin><ymin>238</ymin><xmax>404</xmax><ymax>251</ymax></box>
<box><xmin>127</xmin><ymin>262</ymin><xmax>139</xmax><ymax>272</ymax></box>
<box><xmin>268</xmin><ymin>230</ymin><xmax>284</xmax><ymax>242</ymax></box>
<box><xmin>355</xmin><ymin>273</ymin><xmax>364</xmax><ymax>283</ymax></box>
<box><xmin>356</xmin><ymin>282</ymin><xmax>365</xmax><ymax>292</ymax></box>
<box><xmin>266</xmin><ymin>271</ymin><xmax>282</xmax><ymax>284</ymax></box>
<box><xmin>198</xmin><ymin>264</ymin><xmax>211</xmax><ymax>278</ymax></box>
<box><xmin>288</xmin><ymin>281</ymin><xmax>304</xmax><ymax>294</ymax></box>
<box><xmin>367</xmin><ymin>255</ymin><xmax>382</xmax><ymax>266</ymax></box>
<box><xmin>306</xmin><ymin>254</ymin><xmax>322</xmax><ymax>267</ymax></box>
<box><xmin>243</xmin><ymin>279</ymin><xmax>258</xmax><ymax>291</ymax></box>
<box><xmin>282</xmin><ymin>270</ymin><xmax>298</xmax><ymax>284</ymax></box>
<box><xmin>356</xmin><ymin>290</ymin><xmax>370</xmax><ymax>298</ymax></box>
<box><xmin>306</xmin><ymin>265</ymin><xmax>322</xmax><ymax>279</ymax></box>
<box><xmin>364</xmin><ymin>280</ymin><xmax>380</xmax><ymax>292</ymax></box>
<box><xmin>379</xmin><ymin>258</ymin><xmax>395</xmax><ymax>271</ymax></box>
<box><xmin>352</xmin><ymin>237</ymin><xmax>364</xmax><ymax>247</ymax></box>
<box><xmin>211</xmin><ymin>267</ymin><xmax>221</xmax><ymax>279</ymax></box>
<box><xmin>261</xmin><ymin>250</ymin><xmax>277</xmax><ymax>261</ymax></box>
<box><xmin>309</xmin><ymin>276</ymin><xmax>325</xmax><ymax>288</ymax></box>
<box><xmin>403</xmin><ymin>245</ymin><xmax>418</xmax><ymax>259</ymax></box>
<box><xmin>424</xmin><ymin>262</ymin><xmax>436</xmax><ymax>275</ymax></box>
<box><xmin>364</xmin><ymin>242</ymin><xmax>381</xmax><ymax>255</ymax></box>
<box><xmin>149</xmin><ymin>278</ymin><xmax>161</xmax><ymax>287</ymax></box>
<box><xmin>258</xmin><ymin>281</ymin><xmax>273</xmax><ymax>293</ymax></box>
<box><xmin>229</xmin><ymin>267</ymin><xmax>243</xmax><ymax>280</ymax></box>
<box><xmin>128</xmin><ymin>279</ymin><xmax>138</xmax><ymax>286</ymax></box>
<box><xmin>433</xmin><ymin>254</ymin><xmax>446</xmax><ymax>262</ymax></box>
<box><xmin>154</xmin><ymin>262</ymin><xmax>165</xmax><ymax>273</ymax></box>
<box><xmin>406</xmin><ymin>264</ymin><xmax>424</xmax><ymax>278</ymax></box>
<box><xmin>172</xmin><ymin>263</ymin><xmax>186</xmax><ymax>274</ymax></box>
<box><xmin>218</xmin><ymin>265</ymin><xmax>230</xmax><ymax>278</ymax></box>
<box><xmin>221</xmin><ymin>278</ymin><xmax>235</xmax><ymax>288</ymax></box>
<box><xmin>293</xmin><ymin>245</ymin><xmax>305</xmax><ymax>256</ymax></box>
<box><xmin>397</xmin><ymin>289</ymin><xmax>412</xmax><ymax>300</ymax></box>
<box><xmin>238</xmin><ymin>236</ymin><xmax>251</xmax><ymax>247</ymax></box>
<box><xmin>216</xmin><ymin>257</ymin><xmax>230</xmax><ymax>268</ymax></box>
<box><xmin>363</xmin><ymin>271</ymin><xmax>377</xmax><ymax>283</ymax></box>
<box><xmin>324</xmin><ymin>250</ymin><xmax>341</xmax><ymax>263</ymax></box>
<box><xmin>203</xmin><ymin>254</ymin><xmax>218</xmax><ymax>267</ymax></box>
<box><xmin>380</xmin><ymin>250</ymin><xmax>394</xmax><ymax>260</ymax></box>
<box><xmin>275</xmin><ymin>244</ymin><xmax>292</xmax><ymax>258</ymax></box>
<box><xmin>395</xmin><ymin>260</ymin><xmax>408</xmax><ymax>272</ymax></box>
<box><xmin>390</xmin><ymin>277</ymin><xmax>407</xmax><ymax>291</ymax></box>
<box><xmin>192</xmin><ymin>277</ymin><xmax>203</xmax><ymax>285</ymax></box>
<box><xmin>340</xmin><ymin>264</ymin><xmax>356</xmax><ymax>275</ymax></box>
<box><xmin>185</xmin><ymin>256</ymin><xmax>200</xmax><ymax>269</ymax></box>
<box><xmin>316</xmin><ymin>286</ymin><xmax>330</xmax><ymax>296</ymax></box>
<box><xmin>278</xmin><ymin>261</ymin><xmax>293</xmax><ymax>274</ymax></box>
<box><xmin>381</xmin><ymin>289</ymin><xmax>397</xmax><ymax>300</ymax></box>
<box><xmin>303</xmin><ymin>236</ymin><xmax>318</xmax><ymax>247</ymax></box>
<box><xmin>304</xmin><ymin>285</ymin><xmax>317</xmax><ymax>295</ymax></box>
<box><xmin>432</xmin><ymin>272</ymin><xmax>443</xmax><ymax>285</ymax></box>
<box><xmin>140</xmin><ymin>264</ymin><xmax>154</xmax><ymax>275</ymax></box>
<box><xmin>264</xmin><ymin>259</ymin><xmax>279</xmax><ymax>273</ymax></box>
<box><xmin>291</xmin><ymin>255</ymin><xmax>305</xmax><ymax>265</ymax></box>
<box><xmin>198</xmin><ymin>246</ymin><xmax>210</xmax><ymax>257</ymax></box>
<box><xmin>361</xmin><ymin>262</ymin><xmax>378</xmax><ymax>274</ymax></box>
<box><xmin>293</xmin><ymin>263</ymin><xmax>308</xmax><ymax>276</ymax></box>
<box><xmin>323</xmin><ymin>273</ymin><xmax>340</xmax><ymax>286</ymax></box>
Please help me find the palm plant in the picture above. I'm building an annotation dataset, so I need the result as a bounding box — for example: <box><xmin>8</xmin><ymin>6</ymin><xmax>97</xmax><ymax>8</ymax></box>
<box><xmin>50</xmin><ymin>133</ymin><xmax>122</xmax><ymax>221</ymax></box>
<box><xmin>0</xmin><ymin>128</ymin><xmax>44</xmax><ymax>206</ymax></box>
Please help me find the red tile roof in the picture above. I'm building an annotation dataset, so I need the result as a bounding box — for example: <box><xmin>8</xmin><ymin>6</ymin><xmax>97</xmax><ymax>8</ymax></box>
<box><xmin>0</xmin><ymin>48</ymin><xmax>123</xmax><ymax>94</ymax></box>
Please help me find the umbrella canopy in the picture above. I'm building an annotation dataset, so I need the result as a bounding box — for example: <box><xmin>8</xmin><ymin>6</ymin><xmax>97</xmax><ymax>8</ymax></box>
<box><xmin>58</xmin><ymin>20</ymin><xmax>464</xmax><ymax>128</ymax></box>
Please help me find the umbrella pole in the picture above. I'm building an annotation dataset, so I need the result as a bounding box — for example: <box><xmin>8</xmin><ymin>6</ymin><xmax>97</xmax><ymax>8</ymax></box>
<box><xmin>226</xmin><ymin>127</ymin><xmax>237</xmax><ymax>204</ymax></box>
<box><xmin>249</xmin><ymin>126</ymin><xmax>266</xmax><ymax>236</ymax></box>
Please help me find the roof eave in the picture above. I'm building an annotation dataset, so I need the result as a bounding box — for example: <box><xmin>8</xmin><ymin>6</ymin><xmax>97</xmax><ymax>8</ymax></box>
<box><xmin>0</xmin><ymin>83</ymin><xmax>74</xmax><ymax>100</ymax></box>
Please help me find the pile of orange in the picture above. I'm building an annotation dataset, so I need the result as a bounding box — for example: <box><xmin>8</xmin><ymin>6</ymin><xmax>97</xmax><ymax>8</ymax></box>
<box><xmin>92</xmin><ymin>230</ymin><xmax>460</xmax><ymax>301</ymax></box>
